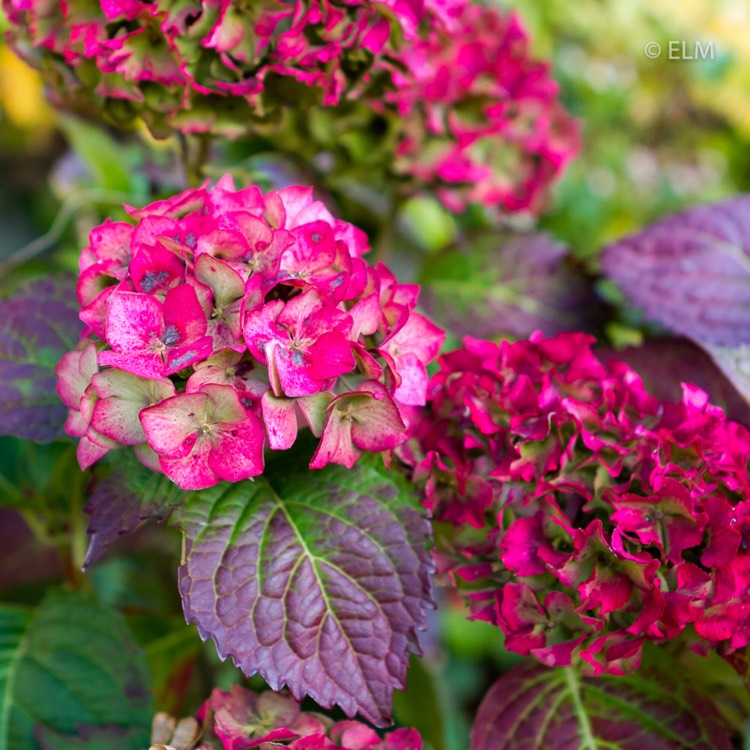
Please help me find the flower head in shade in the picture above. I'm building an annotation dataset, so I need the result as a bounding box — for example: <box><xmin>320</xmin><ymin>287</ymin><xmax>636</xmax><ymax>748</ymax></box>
<box><xmin>404</xmin><ymin>332</ymin><xmax>750</xmax><ymax>673</ymax></box>
<box><xmin>57</xmin><ymin>176</ymin><xmax>444</xmax><ymax>488</ymax></box>
<box><xmin>5</xmin><ymin>0</ymin><xmax>576</xmax><ymax>215</ymax></box>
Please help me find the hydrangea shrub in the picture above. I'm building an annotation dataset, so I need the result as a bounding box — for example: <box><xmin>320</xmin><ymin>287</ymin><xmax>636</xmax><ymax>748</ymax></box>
<box><xmin>0</xmin><ymin>1</ymin><xmax>745</xmax><ymax>748</ymax></box>
<box><xmin>2</xmin><ymin>0</ymin><xmax>423</xmax><ymax>135</ymax></box>
<box><xmin>194</xmin><ymin>686</ymin><xmax>422</xmax><ymax>749</ymax></box>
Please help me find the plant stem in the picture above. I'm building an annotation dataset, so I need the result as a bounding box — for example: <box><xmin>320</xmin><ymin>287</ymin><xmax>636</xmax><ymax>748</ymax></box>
<box><xmin>182</xmin><ymin>133</ymin><xmax>213</xmax><ymax>188</ymax></box>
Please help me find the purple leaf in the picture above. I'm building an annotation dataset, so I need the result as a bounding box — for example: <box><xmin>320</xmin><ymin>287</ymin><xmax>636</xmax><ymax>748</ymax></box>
<box><xmin>421</xmin><ymin>232</ymin><xmax>598</xmax><ymax>340</ymax></box>
<box><xmin>602</xmin><ymin>196</ymin><xmax>750</xmax><ymax>347</ymax></box>
<box><xmin>598</xmin><ymin>337</ymin><xmax>750</xmax><ymax>424</ymax></box>
<box><xmin>471</xmin><ymin>662</ymin><xmax>733</xmax><ymax>750</ymax></box>
<box><xmin>0</xmin><ymin>275</ymin><xmax>82</xmax><ymax>441</ymax></box>
<box><xmin>177</xmin><ymin>458</ymin><xmax>433</xmax><ymax>727</ymax></box>
<box><xmin>84</xmin><ymin>449</ymin><xmax>187</xmax><ymax>568</ymax></box>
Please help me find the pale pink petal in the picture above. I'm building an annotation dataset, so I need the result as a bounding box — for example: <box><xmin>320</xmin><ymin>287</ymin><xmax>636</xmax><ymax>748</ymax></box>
<box><xmin>140</xmin><ymin>393</ymin><xmax>207</xmax><ymax>457</ymax></box>
<box><xmin>209</xmin><ymin>415</ymin><xmax>265</xmax><ymax>481</ymax></box>
<box><xmin>261</xmin><ymin>391</ymin><xmax>298</xmax><ymax>450</ymax></box>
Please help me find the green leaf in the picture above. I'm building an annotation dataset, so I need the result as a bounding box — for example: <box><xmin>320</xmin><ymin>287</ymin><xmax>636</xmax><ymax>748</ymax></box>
<box><xmin>176</xmin><ymin>457</ymin><xmax>433</xmax><ymax>726</ymax></box>
<box><xmin>57</xmin><ymin>117</ymin><xmax>136</xmax><ymax>195</ymax></box>
<box><xmin>471</xmin><ymin>662</ymin><xmax>734</xmax><ymax>750</ymax></box>
<box><xmin>0</xmin><ymin>590</ymin><xmax>153</xmax><ymax>750</ymax></box>
<box><xmin>393</xmin><ymin>657</ymin><xmax>448</xmax><ymax>750</ymax></box>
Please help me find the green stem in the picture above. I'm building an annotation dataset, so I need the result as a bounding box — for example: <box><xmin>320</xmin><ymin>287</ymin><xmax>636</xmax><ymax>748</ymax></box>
<box><xmin>372</xmin><ymin>196</ymin><xmax>402</xmax><ymax>264</ymax></box>
<box><xmin>0</xmin><ymin>188</ymin><xmax>135</xmax><ymax>278</ymax></box>
<box><xmin>182</xmin><ymin>133</ymin><xmax>213</xmax><ymax>188</ymax></box>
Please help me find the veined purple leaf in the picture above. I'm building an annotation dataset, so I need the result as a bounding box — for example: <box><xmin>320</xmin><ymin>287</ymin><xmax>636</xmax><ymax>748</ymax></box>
<box><xmin>84</xmin><ymin>449</ymin><xmax>188</xmax><ymax>568</ymax></box>
<box><xmin>176</xmin><ymin>458</ymin><xmax>433</xmax><ymax>727</ymax></box>
<box><xmin>471</xmin><ymin>662</ymin><xmax>733</xmax><ymax>750</ymax></box>
<box><xmin>421</xmin><ymin>232</ymin><xmax>597</xmax><ymax>340</ymax></box>
<box><xmin>602</xmin><ymin>196</ymin><xmax>750</xmax><ymax>347</ymax></box>
<box><xmin>0</xmin><ymin>276</ymin><xmax>82</xmax><ymax>441</ymax></box>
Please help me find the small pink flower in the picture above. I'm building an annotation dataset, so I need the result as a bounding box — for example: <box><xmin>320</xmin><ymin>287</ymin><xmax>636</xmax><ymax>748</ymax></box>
<box><xmin>99</xmin><ymin>286</ymin><xmax>213</xmax><ymax>379</ymax></box>
<box><xmin>244</xmin><ymin>290</ymin><xmax>355</xmax><ymax>398</ymax></box>
<box><xmin>310</xmin><ymin>382</ymin><xmax>408</xmax><ymax>469</ymax></box>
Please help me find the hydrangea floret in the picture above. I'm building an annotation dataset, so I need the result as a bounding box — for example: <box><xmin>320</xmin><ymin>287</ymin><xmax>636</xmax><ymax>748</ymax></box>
<box><xmin>56</xmin><ymin>176</ymin><xmax>444</xmax><ymax>490</ymax></box>
<box><xmin>403</xmin><ymin>332</ymin><xmax>750</xmax><ymax>674</ymax></box>
<box><xmin>195</xmin><ymin>685</ymin><xmax>422</xmax><ymax>749</ymax></box>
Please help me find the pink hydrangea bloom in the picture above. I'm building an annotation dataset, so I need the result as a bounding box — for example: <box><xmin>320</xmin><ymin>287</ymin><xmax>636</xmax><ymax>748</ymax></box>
<box><xmin>57</xmin><ymin>176</ymin><xmax>444</xmax><ymax>488</ymax></box>
<box><xmin>197</xmin><ymin>686</ymin><xmax>422</xmax><ymax>750</ymax></box>
<box><xmin>380</xmin><ymin>3</ymin><xmax>579</xmax><ymax>212</ymax></box>
<box><xmin>2</xmin><ymin>0</ymin><xmax>427</xmax><ymax>136</ymax></box>
<box><xmin>404</xmin><ymin>332</ymin><xmax>750</xmax><ymax>673</ymax></box>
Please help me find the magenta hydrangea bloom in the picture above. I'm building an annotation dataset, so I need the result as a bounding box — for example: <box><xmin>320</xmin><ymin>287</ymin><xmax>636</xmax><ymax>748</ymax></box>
<box><xmin>404</xmin><ymin>332</ymin><xmax>750</xmax><ymax>674</ymax></box>
<box><xmin>57</xmin><ymin>176</ymin><xmax>444</xmax><ymax>489</ymax></box>
<box><xmin>2</xmin><ymin>0</ymin><xmax>426</xmax><ymax>136</ymax></box>
<box><xmin>380</xmin><ymin>3</ymin><xmax>579</xmax><ymax>212</ymax></box>
<box><xmin>197</xmin><ymin>686</ymin><xmax>422</xmax><ymax>750</ymax></box>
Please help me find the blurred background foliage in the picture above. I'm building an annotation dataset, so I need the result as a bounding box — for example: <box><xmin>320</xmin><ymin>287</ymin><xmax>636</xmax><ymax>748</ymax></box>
<box><xmin>1</xmin><ymin>2</ymin><xmax>750</xmax><ymax>749</ymax></box>
<box><xmin>506</xmin><ymin>0</ymin><xmax>750</xmax><ymax>259</ymax></box>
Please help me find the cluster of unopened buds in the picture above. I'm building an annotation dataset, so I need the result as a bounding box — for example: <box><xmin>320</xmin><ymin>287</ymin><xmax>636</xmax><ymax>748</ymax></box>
<box><xmin>403</xmin><ymin>332</ymin><xmax>750</xmax><ymax>674</ymax></box>
<box><xmin>186</xmin><ymin>685</ymin><xmax>421</xmax><ymax>750</ymax></box>
<box><xmin>56</xmin><ymin>176</ymin><xmax>443</xmax><ymax>490</ymax></box>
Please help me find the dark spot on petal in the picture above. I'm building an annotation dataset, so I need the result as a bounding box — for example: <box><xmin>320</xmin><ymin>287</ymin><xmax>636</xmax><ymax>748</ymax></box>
<box><xmin>170</xmin><ymin>350</ymin><xmax>198</xmax><ymax>370</ymax></box>
<box><xmin>141</xmin><ymin>270</ymin><xmax>170</xmax><ymax>293</ymax></box>
<box><xmin>162</xmin><ymin>325</ymin><xmax>180</xmax><ymax>347</ymax></box>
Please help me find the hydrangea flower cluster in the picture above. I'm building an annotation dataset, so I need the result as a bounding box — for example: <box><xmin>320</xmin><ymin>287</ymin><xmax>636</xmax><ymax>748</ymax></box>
<box><xmin>382</xmin><ymin>3</ymin><xmax>579</xmax><ymax>212</ymax></box>
<box><xmin>403</xmin><ymin>332</ymin><xmax>750</xmax><ymax>674</ymax></box>
<box><xmin>4</xmin><ymin>0</ymin><xmax>577</xmax><ymax>214</ymax></box>
<box><xmin>195</xmin><ymin>686</ymin><xmax>422</xmax><ymax>749</ymax></box>
<box><xmin>55</xmin><ymin>176</ymin><xmax>444</xmax><ymax>490</ymax></box>
<box><xmin>2</xmin><ymin>0</ymin><xmax>425</xmax><ymax>136</ymax></box>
